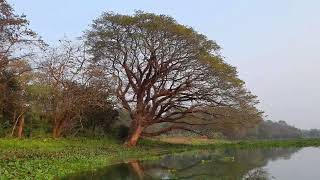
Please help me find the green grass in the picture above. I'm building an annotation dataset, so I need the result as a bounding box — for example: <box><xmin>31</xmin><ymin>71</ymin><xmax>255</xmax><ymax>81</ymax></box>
<box><xmin>0</xmin><ymin>138</ymin><xmax>320</xmax><ymax>179</ymax></box>
<box><xmin>0</xmin><ymin>138</ymin><xmax>183</xmax><ymax>179</ymax></box>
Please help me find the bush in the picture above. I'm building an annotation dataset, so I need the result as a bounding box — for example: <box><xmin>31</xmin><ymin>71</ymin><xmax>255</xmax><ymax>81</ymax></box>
<box><xmin>113</xmin><ymin>125</ymin><xmax>129</xmax><ymax>140</ymax></box>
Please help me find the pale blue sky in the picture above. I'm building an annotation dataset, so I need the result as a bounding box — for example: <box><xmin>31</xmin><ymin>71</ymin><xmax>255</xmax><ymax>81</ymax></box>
<box><xmin>8</xmin><ymin>0</ymin><xmax>320</xmax><ymax>129</ymax></box>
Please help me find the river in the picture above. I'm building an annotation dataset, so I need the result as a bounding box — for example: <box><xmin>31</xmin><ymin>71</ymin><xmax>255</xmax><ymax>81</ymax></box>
<box><xmin>65</xmin><ymin>147</ymin><xmax>320</xmax><ymax>180</ymax></box>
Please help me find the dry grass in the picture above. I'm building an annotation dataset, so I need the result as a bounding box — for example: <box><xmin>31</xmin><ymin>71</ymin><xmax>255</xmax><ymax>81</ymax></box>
<box><xmin>157</xmin><ymin>136</ymin><xmax>230</xmax><ymax>145</ymax></box>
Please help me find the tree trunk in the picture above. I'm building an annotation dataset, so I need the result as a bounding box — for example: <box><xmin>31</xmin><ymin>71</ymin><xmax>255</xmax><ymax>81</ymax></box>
<box><xmin>10</xmin><ymin>111</ymin><xmax>17</xmax><ymax>137</ymax></box>
<box><xmin>52</xmin><ymin>123</ymin><xmax>62</xmax><ymax>138</ymax></box>
<box><xmin>17</xmin><ymin>115</ymin><xmax>24</xmax><ymax>138</ymax></box>
<box><xmin>125</xmin><ymin>121</ymin><xmax>143</xmax><ymax>147</ymax></box>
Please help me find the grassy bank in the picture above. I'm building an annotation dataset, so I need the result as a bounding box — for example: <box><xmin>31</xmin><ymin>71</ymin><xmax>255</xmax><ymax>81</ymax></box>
<box><xmin>0</xmin><ymin>138</ymin><xmax>320</xmax><ymax>179</ymax></box>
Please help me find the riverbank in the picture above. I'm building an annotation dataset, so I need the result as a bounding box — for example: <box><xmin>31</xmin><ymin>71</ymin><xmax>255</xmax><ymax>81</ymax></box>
<box><xmin>1</xmin><ymin>138</ymin><xmax>320</xmax><ymax>179</ymax></box>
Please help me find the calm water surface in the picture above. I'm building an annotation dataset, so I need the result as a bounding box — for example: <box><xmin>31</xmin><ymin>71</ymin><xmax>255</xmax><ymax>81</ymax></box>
<box><xmin>66</xmin><ymin>147</ymin><xmax>320</xmax><ymax>180</ymax></box>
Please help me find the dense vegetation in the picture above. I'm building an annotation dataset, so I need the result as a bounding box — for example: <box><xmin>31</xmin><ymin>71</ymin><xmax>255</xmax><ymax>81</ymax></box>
<box><xmin>0</xmin><ymin>0</ymin><xmax>265</xmax><ymax>145</ymax></box>
<box><xmin>1</xmin><ymin>0</ymin><xmax>318</xmax><ymax>142</ymax></box>
<box><xmin>0</xmin><ymin>0</ymin><xmax>317</xmax><ymax>143</ymax></box>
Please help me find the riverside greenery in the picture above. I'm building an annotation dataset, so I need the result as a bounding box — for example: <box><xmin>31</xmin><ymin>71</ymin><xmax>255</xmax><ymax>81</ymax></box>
<box><xmin>1</xmin><ymin>138</ymin><xmax>320</xmax><ymax>179</ymax></box>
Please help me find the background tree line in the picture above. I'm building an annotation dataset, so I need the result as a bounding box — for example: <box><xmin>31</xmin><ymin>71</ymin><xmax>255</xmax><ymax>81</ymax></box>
<box><xmin>0</xmin><ymin>0</ymin><xmax>120</xmax><ymax>138</ymax></box>
<box><xmin>1</xmin><ymin>0</ymin><xmax>315</xmax><ymax>145</ymax></box>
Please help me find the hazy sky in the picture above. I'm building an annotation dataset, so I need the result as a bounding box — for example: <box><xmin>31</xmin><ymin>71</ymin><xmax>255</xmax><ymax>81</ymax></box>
<box><xmin>8</xmin><ymin>0</ymin><xmax>320</xmax><ymax>129</ymax></box>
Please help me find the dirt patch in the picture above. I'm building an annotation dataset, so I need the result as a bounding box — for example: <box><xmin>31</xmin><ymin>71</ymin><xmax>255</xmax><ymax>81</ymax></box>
<box><xmin>158</xmin><ymin>136</ymin><xmax>213</xmax><ymax>145</ymax></box>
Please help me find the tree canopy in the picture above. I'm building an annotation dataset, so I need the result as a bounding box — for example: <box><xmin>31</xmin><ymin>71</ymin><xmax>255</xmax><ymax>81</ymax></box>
<box><xmin>85</xmin><ymin>12</ymin><xmax>261</xmax><ymax>146</ymax></box>
<box><xmin>0</xmin><ymin>0</ymin><xmax>42</xmax><ymax>137</ymax></box>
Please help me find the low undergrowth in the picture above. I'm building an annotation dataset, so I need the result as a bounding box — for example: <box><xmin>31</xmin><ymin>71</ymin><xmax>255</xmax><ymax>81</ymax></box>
<box><xmin>0</xmin><ymin>138</ymin><xmax>319</xmax><ymax>179</ymax></box>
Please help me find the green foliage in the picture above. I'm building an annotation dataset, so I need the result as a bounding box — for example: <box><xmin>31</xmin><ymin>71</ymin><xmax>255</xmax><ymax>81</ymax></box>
<box><xmin>202</xmin><ymin>55</ymin><xmax>244</xmax><ymax>87</ymax></box>
<box><xmin>24</xmin><ymin>112</ymin><xmax>51</xmax><ymax>138</ymax></box>
<box><xmin>0</xmin><ymin>138</ymin><xmax>160</xmax><ymax>179</ymax></box>
<box><xmin>112</xmin><ymin>125</ymin><xmax>129</xmax><ymax>140</ymax></box>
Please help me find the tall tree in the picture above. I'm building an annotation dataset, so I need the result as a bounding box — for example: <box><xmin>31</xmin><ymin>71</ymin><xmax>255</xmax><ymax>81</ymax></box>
<box><xmin>86</xmin><ymin>12</ymin><xmax>259</xmax><ymax>147</ymax></box>
<box><xmin>0</xmin><ymin>0</ymin><xmax>40</xmax><ymax>74</ymax></box>
<box><xmin>8</xmin><ymin>60</ymin><xmax>32</xmax><ymax>138</ymax></box>
<box><xmin>0</xmin><ymin>0</ymin><xmax>41</xmax><ymax>136</ymax></box>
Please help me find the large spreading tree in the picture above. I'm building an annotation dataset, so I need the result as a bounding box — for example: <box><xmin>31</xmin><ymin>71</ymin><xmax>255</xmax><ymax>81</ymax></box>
<box><xmin>86</xmin><ymin>12</ymin><xmax>260</xmax><ymax>147</ymax></box>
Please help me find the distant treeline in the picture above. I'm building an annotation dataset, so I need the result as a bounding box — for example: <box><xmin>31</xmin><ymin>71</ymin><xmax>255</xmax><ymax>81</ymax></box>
<box><xmin>246</xmin><ymin>120</ymin><xmax>320</xmax><ymax>140</ymax></box>
<box><xmin>167</xmin><ymin>119</ymin><xmax>320</xmax><ymax>140</ymax></box>
<box><xmin>302</xmin><ymin>129</ymin><xmax>320</xmax><ymax>138</ymax></box>
<box><xmin>247</xmin><ymin>120</ymin><xmax>302</xmax><ymax>140</ymax></box>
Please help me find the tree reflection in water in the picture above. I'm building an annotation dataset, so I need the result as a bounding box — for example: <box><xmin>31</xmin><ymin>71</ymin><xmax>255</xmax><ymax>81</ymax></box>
<box><xmin>66</xmin><ymin>148</ymin><xmax>299</xmax><ymax>180</ymax></box>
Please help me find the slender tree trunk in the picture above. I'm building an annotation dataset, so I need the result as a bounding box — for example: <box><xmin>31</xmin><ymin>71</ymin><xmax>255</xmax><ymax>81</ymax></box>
<box><xmin>10</xmin><ymin>111</ymin><xmax>17</xmax><ymax>137</ymax></box>
<box><xmin>53</xmin><ymin>126</ymin><xmax>60</xmax><ymax>138</ymax></box>
<box><xmin>11</xmin><ymin>110</ymin><xmax>25</xmax><ymax>137</ymax></box>
<box><xmin>52</xmin><ymin>121</ymin><xmax>62</xmax><ymax>138</ymax></box>
<box><xmin>17</xmin><ymin>115</ymin><xmax>24</xmax><ymax>138</ymax></box>
<box><xmin>125</xmin><ymin>120</ymin><xmax>143</xmax><ymax>147</ymax></box>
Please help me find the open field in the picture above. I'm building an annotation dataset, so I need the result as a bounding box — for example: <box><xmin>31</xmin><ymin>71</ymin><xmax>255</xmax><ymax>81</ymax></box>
<box><xmin>1</xmin><ymin>138</ymin><xmax>320</xmax><ymax>179</ymax></box>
